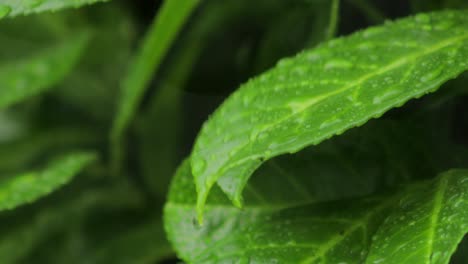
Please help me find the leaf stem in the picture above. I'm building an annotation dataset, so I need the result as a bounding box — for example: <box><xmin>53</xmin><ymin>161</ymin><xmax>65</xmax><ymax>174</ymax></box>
<box><xmin>326</xmin><ymin>0</ymin><xmax>340</xmax><ymax>40</ymax></box>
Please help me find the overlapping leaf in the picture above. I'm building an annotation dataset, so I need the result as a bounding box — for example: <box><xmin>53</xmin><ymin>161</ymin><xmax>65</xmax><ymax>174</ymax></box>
<box><xmin>165</xmin><ymin>160</ymin><xmax>468</xmax><ymax>263</ymax></box>
<box><xmin>0</xmin><ymin>0</ymin><xmax>110</xmax><ymax>19</ymax></box>
<box><xmin>190</xmin><ymin>10</ymin><xmax>468</xmax><ymax>220</ymax></box>
<box><xmin>367</xmin><ymin>170</ymin><xmax>468</xmax><ymax>263</ymax></box>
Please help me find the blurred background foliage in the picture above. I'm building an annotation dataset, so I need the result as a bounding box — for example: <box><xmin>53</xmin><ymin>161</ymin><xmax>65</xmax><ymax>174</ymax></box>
<box><xmin>0</xmin><ymin>0</ymin><xmax>467</xmax><ymax>263</ymax></box>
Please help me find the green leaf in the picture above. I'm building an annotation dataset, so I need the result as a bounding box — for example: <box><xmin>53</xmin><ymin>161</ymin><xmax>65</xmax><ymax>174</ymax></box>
<box><xmin>0</xmin><ymin>127</ymin><xmax>98</xmax><ymax>174</ymax></box>
<box><xmin>0</xmin><ymin>152</ymin><xmax>96</xmax><ymax>211</ymax></box>
<box><xmin>110</xmin><ymin>0</ymin><xmax>199</xmax><ymax>169</ymax></box>
<box><xmin>0</xmin><ymin>183</ymin><xmax>142</xmax><ymax>264</ymax></box>
<box><xmin>55</xmin><ymin>5</ymin><xmax>137</xmax><ymax>121</ymax></box>
<box><xmin>164</xmin><ymin>161</ymin><xmax>468</xmax><ymax>263</ymax></box>
<box><xmin>190</xmin><ymin>10</ymin><xmax>468</xmax><ymax>220</ymax></box>
<box><xmin>0</xmin><ymin>31</ymin><xmax>89</xmax><ymax>110</ymax></box>
<box><xmin>366</xmin><ymin>170</ymin><xmax>468</xmax><ymax>264</ymax></box>
<box><xmin>0</xmin><ymin>0</ymin><xmax>110</xmax><ymax>19</ymax></box>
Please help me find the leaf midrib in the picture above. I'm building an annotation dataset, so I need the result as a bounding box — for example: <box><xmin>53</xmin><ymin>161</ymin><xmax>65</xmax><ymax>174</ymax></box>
<box><xmin>425</xmin><ymin>173</ymin><xmax>449</xmax><ymax>263</ymax></box>
<box><xmin>299</xmin><ymin>196</ymin><xmax>396</xmax><ymax>264</ymax></box>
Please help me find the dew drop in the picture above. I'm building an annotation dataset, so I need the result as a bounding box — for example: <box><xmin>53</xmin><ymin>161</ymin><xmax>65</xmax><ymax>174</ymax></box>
<box><xmin>307</xmin><ymin>53</ymin><xmax>321</xmax><ymax>62</ymax></box>
<box><xmin>324</xmin><ymin>59</ymin><xmax>353</xmax><ymax>70</ymax></box>
<box><xmin>277</xmin><ymin>58</ymin><xmax>293</xmax><ymax>68</ymax></box>
<box><xmin>29</xmin><ymin>0</ymin><xmax>44</xmax><ymax>8</ymax></box>
<box><xmin>373</xmin><ymin>90</ymin><xmax>399</xmax><ymax>104</ymax></box>
<box><xmin>0</xmin><ymin>4</ymin><xmax>11</xmax><ymax>19</ymax></box>
<box><xmin>319</xmin><ymin>118</ymin><xmax>341</xmax><ymax>129</ymax></box>
<box><xmin>415</xmin><ymin>14</ymin><xmax>430</xmax><ymax>23</ymax></box>
<box><xmin>435</xmin><ymin>20</ymin><xmax>453</xmax><ymax>30</ymax></box>
<box><xmin>358</xmin><ymin>42</ymin><xmax>375</xmax><ymax>50</ymax></box>
<box><xmin>192</xmin><ymin>158</ymin><xmax>207</xmax><ymax>174</ymax></box>
<box><xmin>420</xmin><ymin>67</ymin><xmax>443</xmax><ymax>82</ymax></box>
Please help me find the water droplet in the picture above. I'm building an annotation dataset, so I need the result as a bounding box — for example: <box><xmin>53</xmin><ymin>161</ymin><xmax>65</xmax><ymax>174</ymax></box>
<box><xmin>0</xmin><ymin>4</ymin><xmax>11</xmax><ymax>18</ymax></box>
<box><xmin>192</xmin><ymin>159</ymin><xmax>207</xmax><ymax>174</ymax></box>
<box><xmin>373</xmin><ymin>90</ymin><xmax>399</xmax><ymax>104</ymax></box>
<box><xmin>435</xmin><ymin>20</ymin><xmax>453</xmax><ymax>30</ymax></box>
<box><xmin>242</xmin><ymin>95</ymin><xmax>251</xmax><ymax>106</ymax></box>
<box><xmin>422</xmin><ymin>25</ymin><xmax>432</xmax><ymax>31</ymax></box>
<box><xmin>320</xmin><ymin>118</ymin><xmax>342</xmax><ymax>129</ymax></box>
<box><xmin>415</xmin><ymin>14</ymin><xmax>430</xmax><ymax>23</ymax></box>
<box><xmin>29</xmin><ymin>0</ymin><xmax>44</xmax><ymax>8</ymax></box>
<box><xmin>307</xmin><ymin>53</ymin><xmax>321</xmax><ymax>62</ymax></box>
<box><xmin>420</xmin><ymin>67</ymin><xmax>443</xmax><ymax>82</ymax></box>
<box><xmin>372</xmin><ymin>258</ymin><xmax>385</xmax><ymax>263</ymax></box>
<box><xmin>324</xmin><ymin>59</ymin><xmax>353</xmax><ymax>70</ymax></box>
<box><xmin>277</xmin><ymin>58</ymin><xmax>293</xmax><ymax>67</ymax></box>
<box><xmin>358</xmin><ymin>42</ymin><xmax>375</xmax><ymax>50</ymax></box>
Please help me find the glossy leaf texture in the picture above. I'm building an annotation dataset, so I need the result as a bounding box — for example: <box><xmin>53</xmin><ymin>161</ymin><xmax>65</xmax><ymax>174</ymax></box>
<box><xmin>366</xmin><ymin>170</ymin><xmax>468</xmax><ymax>264</ymax></box>
<box><xmin>0</xmin><ymin>0</ymin><xmax>110</xmax><ymax>19</ymax></box>
<box><xmin>0</xmin><ymin>152</ymin><xmax>96</xmax><ymax>211</ymax></box>
<box><xmin>0</xmin><ymin>31</ymin><xmax>89</xmax><ymax>110</ymax></box>
<box><xmin>165</xmin><ymin>160</ymin><xmax>468</xmax><ymax>263</ymax></box>
<box><xmin>190</xmin><ymin>10</ymin><xmax>468</xmax><ymax>218</ymax></box>
<box><xmin>110</xmin><ymin>0</ymin><xmax>199</xmax><ymax>162</ymax></box>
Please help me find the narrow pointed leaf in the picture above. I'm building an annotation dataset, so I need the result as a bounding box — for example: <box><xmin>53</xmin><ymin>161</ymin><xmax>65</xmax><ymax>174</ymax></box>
<box><xmin>164</xmin><ymin>161</ymin><xmax>468</xmax><ymax>263</ymax></box>
<box><xmin>0</xmin><ymin>32</ymin><xmax>89</xmax><ymax>110</ymax></box>
<box><xmin>0</xmin><ymin>152</ymin><xmax>96</xmax><ymax>211</ymax></box>
<box><xmin>0</xmin><ymin>0</ymin><xmax>110</xmax><ymax>19</ymax></box>
<box><xmin>111</xmin><ymin>0</ymin><xmax>199</xmax><ymax>163</ymax></box>
<box><xmin>190</xmin><ymin>10</ymin><xmax>468</xmax><ymax>219</ymax></box>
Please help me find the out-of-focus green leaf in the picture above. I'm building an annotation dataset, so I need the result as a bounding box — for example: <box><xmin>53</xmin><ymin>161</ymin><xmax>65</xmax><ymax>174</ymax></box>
<box><xmin>0</xmin><ymin>0</ymin><xmax>110</xmax><ymax>19</ymax></box>
<box><xmin>0</xmin><ymin>183</ymin><xmax>143</xmax><ymax>264</ymax></box>
<box><xmin>55</xmin><ymin>6</ymin><xmax>136</xmax><ymax>121</ymax></box>
<box><xmin>111</xmin><ymin>0</ymin><xmax>200</xmax><ymax>170</ymax></box>
<box><xmin>0</xmin><ymin>152</ymin><xmax>96</xmax><ymax>211</ymax></box>
<box><xmin>0</xmin><ymin>127</ymin><xmax>98</xmax><ymax>174</ymax></box>
<box><xmin>0</xmin><ymin>31</ymin><xmax>89</xmax><ymax>110</ymax></box>
<box><xmin>190</xmin><ymin>10</ymin><xmax>468</xmax><ymax>220</ymax></box>
<box><xmin>88</xmin><ymin>217</ymin><xmax>172</xmax><ymax>264</ymax></box>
